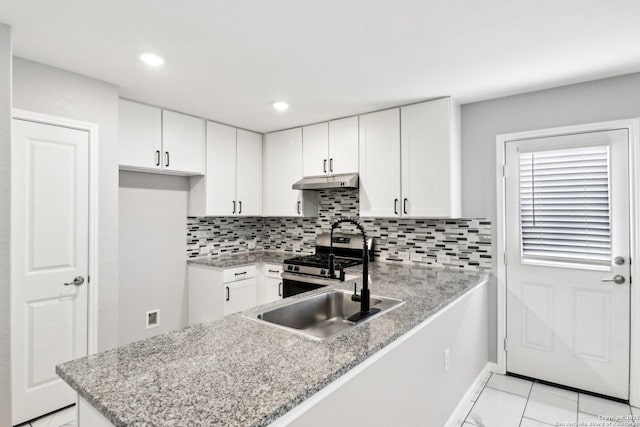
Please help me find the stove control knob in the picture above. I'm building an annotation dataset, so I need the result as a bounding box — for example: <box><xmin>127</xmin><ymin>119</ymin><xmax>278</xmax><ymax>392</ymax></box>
<box><xmin>294</xmin><ymin>266</ymin><xmax>300</xmax><ymax>272</ymax></box>
<box><xmin>320</xmin><ymin>269</ymin><xmax>326</xmax><ymax>276</ymax></box>
<box><xmin>287</xmin><ymin>265</ymin><xmax>293</xmax><ymax>271</ymax></box>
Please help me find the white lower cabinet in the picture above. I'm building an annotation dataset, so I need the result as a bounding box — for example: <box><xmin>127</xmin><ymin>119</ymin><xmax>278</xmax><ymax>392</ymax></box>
<box><xmin>264</xmin><ymin>277</ymin><xmax>283</xmax><ymax>304</ymax></box>
<box><xmin>223</xmin><ymin>278</ymin><xmax>257</xmax><ymax>316</ymax></box>
<box><xmin>188</xmin><ymin>262</ymin><xmax>283</xmax><ymax>324</ymax></box>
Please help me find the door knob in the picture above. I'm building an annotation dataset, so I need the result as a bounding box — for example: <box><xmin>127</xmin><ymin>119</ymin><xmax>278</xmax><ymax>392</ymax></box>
<box><xmin>64</xmin><ymin>276</ymin><xmax>85</xmax><ymax>286</ymax></box>
<box><xmin>601</xmin><ymin>275</ymin><xmax>625</xmax><ymax>285</ymax></box>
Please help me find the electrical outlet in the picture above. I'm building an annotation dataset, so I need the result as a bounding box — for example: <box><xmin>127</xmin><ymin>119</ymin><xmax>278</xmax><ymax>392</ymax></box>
<box><xmin>444</xmin><ymin>348</ymin><xmax>451</xmax><ymax>372</ymax></box>
<box><xmin>247</xmin><ymin>240</ymin><xmax>256</xmax><ymax>250</ymax></box>
<box><xmin>146</xmin><ymin>309</ymin><xmax>160</xmax><ymax>329</ymax></box>
<box><xmin>397</xmin><ymin>251</ymin><xmax>409</xmax><ymax>261</ymax></box>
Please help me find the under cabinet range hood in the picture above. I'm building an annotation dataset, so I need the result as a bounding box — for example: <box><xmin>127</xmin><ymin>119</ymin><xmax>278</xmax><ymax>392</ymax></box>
<box><xmin>292</xmin><ymin>173</ymin><xmax>359</xmax><ymax>190</ymax></box>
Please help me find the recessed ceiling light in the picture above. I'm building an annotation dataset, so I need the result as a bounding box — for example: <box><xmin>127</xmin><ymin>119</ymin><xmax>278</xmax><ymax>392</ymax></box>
<box><xmin>139</xmin><ymin>52</ymin><xmax>165</xmax><ymax>67</ymax></box>
<box><xmin>272</xmin><ymin>102</ymin><xmax>289</xmax><ymax>111</ymax></box>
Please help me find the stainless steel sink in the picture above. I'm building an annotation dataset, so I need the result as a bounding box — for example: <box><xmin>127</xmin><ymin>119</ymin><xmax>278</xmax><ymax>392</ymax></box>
<box><xmin>245</xmin><ymin>289</ymin><xmax>405</xmax><ymax>340</ymax></box>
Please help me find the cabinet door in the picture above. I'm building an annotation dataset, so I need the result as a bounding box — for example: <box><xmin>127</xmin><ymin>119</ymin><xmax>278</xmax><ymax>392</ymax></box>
<box><xmin>162</xmin><ymin>110</ymin><xmax>205</xmax><ymax>175</ymax></box>
<box><xmin>401</xmin><ymin>98</ymin><xmax>459</xmax><ymax>217</ymax></box>
<box><xmin>329</xmin><ymin>116</ymin><xmax>359</xmax><ymax>174</ymax></box>
<box><xmin>358</xmin><ymin>108</ymin><xmax>401</xmax><ymax>217</ymax></box>
<box><xmin>302</xmin><ymin>122</ymin><xmax>329</xmax><ymax>177</ymax></box>
<box><xmin>223</xmin><ymin>278</ymin><xmax>257</xmax><ymax>315</ymax></box>
<box><xmin>264</xmin><ymin>277</ymin><xmax>283</xmax><ymax>304</ymax></box>
<box><xmin>263</xmin><ymin>128</ymin><xmax>304</xmax><ymax>216</ymax></box>
<box><xmin>205</xmin><ymin>121</ymin><xmax>237</xmax><ymax>216</ymax></box>
<box><xmin>236</xmin><ymin>129</ymin><xmax>263</xmax><ymax>216</ymax></box>
<box><xmin>119</xmin><ymin>99</ymin><xmax>162</xmax><ymax>170</ymax></box>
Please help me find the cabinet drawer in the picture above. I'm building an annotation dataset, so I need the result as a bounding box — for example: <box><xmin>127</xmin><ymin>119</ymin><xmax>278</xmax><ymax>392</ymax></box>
<box><xmin>264</xmin><ymin>264</ymin><xmax>283</xmax><ymax>279</ymax></box>
<box><xmin>223</xmin><ymin>265</ymin><xmax>256</xmax><ymax>283</ymax></box>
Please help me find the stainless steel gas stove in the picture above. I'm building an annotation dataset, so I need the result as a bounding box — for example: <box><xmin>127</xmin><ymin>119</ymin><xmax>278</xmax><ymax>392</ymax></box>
<box><xmin>281</xmin><ymin>233</ymin><xmax>373</xmax><ymax>298</ymax></box>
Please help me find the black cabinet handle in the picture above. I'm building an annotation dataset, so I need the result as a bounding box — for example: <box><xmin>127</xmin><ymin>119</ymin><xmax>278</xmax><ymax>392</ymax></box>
<box><xmin>297</xmin><ymin>200</ymin><xmax>301</xmax><ymax>215</ymax></box>
<box><xmin>234</xmin><ymin>271</ymin><xmax>247</xmax><ymax>276</ymax></box>
<box><xmin>225</xmin><ymin>286</ymin><xmax>230</xmax><ymax>301</ymax></box>
<box><xmin>165</xmin><ymin>151</ymin><xmax>170</xmax><ymax>167</ymax></box>
<box><xmin>278</xmin><ymin>282</ymin><xmax>282</xmax><ymax>297</ymax></box>
<box><xmin>232</xmin><ymin>200</ymin><xmax>236</xmax><ymax>214</ymax></box>
<box><xmin>323</xmin><ymin>159</ymin><xmax>327</xmax><ymax>173</ymax></box>
<box><xmin>330</xmin><ymin>158</ymin><xmax>333</xmax><ymax>172</ymax></box>
<box><xmin>403</xmin><ymin>198</ymin><xmax>408</xmax><ymax>215</ymax></box>
<box><xmin>394</xmin><ymin>198</ymin><xmax>398</xmax><ymax>215</ymax></box>
<box><xmin>155</xmin><ymin>150</ymin><xmax>160</xmax><ymax>166</ymax></box>
<box><xmin>238</xmin><ymin>201</ymin><xmax>242</xmax><ymax>214</ymax></box>
<box><xmin>268</xmin><ymin>269</ymin><xmax>280</xmax><ymax>273</ymax></box>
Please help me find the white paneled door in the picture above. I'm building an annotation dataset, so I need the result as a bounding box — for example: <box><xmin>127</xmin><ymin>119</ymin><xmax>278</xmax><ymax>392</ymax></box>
<box><xmin>505</xmin><ymin>129</ymin><xmax>630</xmax><ymax>399</ymax></box>
<box><xmin>11</xmin><ymin>119</ymin><xmax>90</xmax><ymax>424</ymax></box>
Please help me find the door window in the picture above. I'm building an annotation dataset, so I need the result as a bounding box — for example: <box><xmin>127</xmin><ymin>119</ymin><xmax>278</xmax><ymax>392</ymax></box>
<box><xmin>518</xmin><ymin>145</ymin><xmax>611</xmax><ymax>267</ymax></box>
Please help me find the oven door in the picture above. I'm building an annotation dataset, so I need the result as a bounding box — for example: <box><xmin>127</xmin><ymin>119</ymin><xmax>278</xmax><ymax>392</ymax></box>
<box><xmin>281</xmin><ymin>272</ymin><xmax>334</xmax><ymax>298</ymax></box>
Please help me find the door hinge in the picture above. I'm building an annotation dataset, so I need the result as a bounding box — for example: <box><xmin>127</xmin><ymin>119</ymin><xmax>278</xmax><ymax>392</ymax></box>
<box><xmin>503</xmin><ymin>252</ymin><xmax>507</xmax><ymax>265</ymax></box>
<box><xmin>504</xmin><ymin>337</ymin><xmax>508</xmax><ymax>352</ymax></box>
<box><xmin>502</xmin><ymin>164</ymin><xmax>507</xmax><ymax>178</ymax></box>
<box><xmin>87</xmin><ymin>275</ymin><xmax>91</xmax><ymax>284</ymax></box>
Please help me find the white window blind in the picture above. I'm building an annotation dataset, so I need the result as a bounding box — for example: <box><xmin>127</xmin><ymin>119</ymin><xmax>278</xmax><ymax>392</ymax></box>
<box><xmin>519</xmin><ymin>145</ymin><xmax>611</xmax><ymax>266</ymax></box>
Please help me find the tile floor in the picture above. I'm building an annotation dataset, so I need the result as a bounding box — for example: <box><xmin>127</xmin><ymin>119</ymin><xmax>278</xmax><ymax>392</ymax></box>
<box><xmin>16</xmin><ymin>405</ymin><xmax>76</xmax><ymax>427</ymax></box>
<box><xmin>14</xmin><ymin>377</ymin><xmax>640</xmax><ymax>427</ymax></box>
<box><xmin>463</xmin><ymin>373</ymin><xmax>640</xmax><ymax>426</ymax></box>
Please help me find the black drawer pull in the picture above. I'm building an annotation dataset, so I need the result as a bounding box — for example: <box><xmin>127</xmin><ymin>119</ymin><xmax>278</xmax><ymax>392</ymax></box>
<box><xmin>268</xmin><ymin>269</ymin><xmax>280</xmax><ymax>273</ymax></box>
<box><xmin>234</xmin><ymin>271</ymin><xmax>247</xmax><ymax>276</ymax></box>
<box><xmin>278</xmin><ymin>282</ymin><xmax>282</xmax><ymax>297</ymax></box>
<box><xmin>225</xmin><ymin>286</ymin><xmax>230</xmax><ymax>301</ymax></box>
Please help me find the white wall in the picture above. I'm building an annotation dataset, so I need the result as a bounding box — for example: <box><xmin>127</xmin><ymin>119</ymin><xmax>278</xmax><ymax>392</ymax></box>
<box><xmin>461</xmin><ymin>71</ymin><xmax>640</xmax><ymax>362</ymax></box>
<box><xmin>12</xmin><ymin>58</ymin><xmax>120</xmax><ymax>351</ymax></box>
<box><xmin>118</xmin><ymin>171</ymin><xmax>189</xmax><ymax>345</ymax></box>
<box><xmin>0</xmin><ymin>23</ymin><xmax>11</xmax><ymax>426</ymax></box>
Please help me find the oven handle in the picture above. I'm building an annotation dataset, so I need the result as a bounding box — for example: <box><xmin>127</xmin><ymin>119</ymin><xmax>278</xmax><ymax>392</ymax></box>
<box><xmin>281</xmin><ymin>272</ymin><xmax>341</xmax><ymax>287</ymax></box>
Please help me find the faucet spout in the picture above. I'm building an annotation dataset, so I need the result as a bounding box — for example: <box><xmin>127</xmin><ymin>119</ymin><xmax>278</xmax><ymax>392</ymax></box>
<box><xmin>329</xmin><ymin>217</ymin><xmax>380</xmax><ymax>322</ymax></box>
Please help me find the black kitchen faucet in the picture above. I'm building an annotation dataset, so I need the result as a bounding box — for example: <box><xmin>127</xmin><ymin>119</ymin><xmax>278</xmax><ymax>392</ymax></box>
<box><xmin>329</xmin><ymin>218</ymin><xmax>380</xmax><ymax>322</ymax></box>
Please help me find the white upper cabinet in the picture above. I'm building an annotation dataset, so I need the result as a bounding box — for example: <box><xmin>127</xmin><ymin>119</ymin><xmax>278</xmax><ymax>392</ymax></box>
<box><xmin>119</xmin><ymin>99</ymin><xmax>162</xmax><ymax>170</ymax></box>
<box><xmin>329</xmin><ymin>116</ymin><xmax>359</xmax><ymax>174</ymax></box>
<box><xmin>162</xmin><ymin>110</ymin><xmax>205</xmax><ymax>175</ymax></box>
<box><xmin>119</xmin><ymin>99</ymin><xmax>205</xmax><ymax>175</ymax></box>
<box><xmin>263</xmin><ymin>128</ymin><xmax>317</xmax><ymax>217</ymax></box>
<box><xmin>202</xmin><ymin>121</ymin><xmax>237</xmax><ymax>216</ymax></box>
<box><xmin>236</xmin><ymin>129</ymin><xmax>263</xmax><ymax>216</ymax></box>
<box><xmin>302</xmin><ymin>117</ymin><xmax>359</xmax><ymax>177</ymax></box>
<box><xmin>189</xmin><ymin>122</ymin><xmax>262</xmax><ymax>217</ymax></box>
<box><xmin>401</xmin><ymin>98</ymin><xmax>461</xmax><ymax>218</ymax></box>
<box><xmin>302</xmin><ymin>122</ymin><xmax>329</xmax><ymax>176</ymax></box>
<box><xmin>358</xmin><ymin>99</ymin><xmax>461</xmax><ymax>219</ymax></box>
<box><xmin>359</xmin><ymin>108</ymin><xmax>401</xmax><ymax>217</ymax></box>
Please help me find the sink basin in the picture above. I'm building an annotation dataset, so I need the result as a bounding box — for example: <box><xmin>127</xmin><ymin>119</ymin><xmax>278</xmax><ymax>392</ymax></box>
<box><xmin>246</xmin><ymin>289</ymin><xmax>405</xmax><ymax>340</ymax></box>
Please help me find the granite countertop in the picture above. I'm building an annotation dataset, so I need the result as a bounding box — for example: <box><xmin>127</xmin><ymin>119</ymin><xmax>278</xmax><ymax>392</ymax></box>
<box><xmin>57</xmin><ymin>263</ymin><xmax>489</xmax><ymax>427</ymax></box>
<box><xmin>187</xmin><ymin>250</ymin><xmax>296</xmax><ymax>269</ymax></box>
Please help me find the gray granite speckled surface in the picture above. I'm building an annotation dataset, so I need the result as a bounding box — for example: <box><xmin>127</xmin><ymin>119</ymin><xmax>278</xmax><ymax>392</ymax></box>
<box><xmin>187</xmin><ymin>251</ymin><xmax>292</xmax><ymax>269</ymax></box>
<box><xmin>57</xmin><ymin>263</ymin><xmax>488</xmax><ymax>427</ymax></box>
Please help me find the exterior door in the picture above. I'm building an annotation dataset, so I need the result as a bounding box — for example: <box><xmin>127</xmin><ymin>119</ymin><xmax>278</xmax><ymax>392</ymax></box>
<box><xmin>505</xmin><ymin>129</ymin><xmax>630</xmax><ymax>399</ymax></box>
<box><xmin>11</xmin><ymin>119</ymin><xmax>90</xmax><ymax>424</ymax></box>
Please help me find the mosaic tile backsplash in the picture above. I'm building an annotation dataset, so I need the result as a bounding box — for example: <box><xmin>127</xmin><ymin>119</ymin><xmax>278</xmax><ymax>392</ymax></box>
<box><xmin>187</xmin><ymin>189</ymin><xmax>492</xmax><ymax>270</ymax></box>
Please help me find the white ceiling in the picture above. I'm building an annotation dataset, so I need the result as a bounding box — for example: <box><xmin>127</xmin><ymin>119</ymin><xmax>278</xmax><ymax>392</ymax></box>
<box><xmin>2</xmin><ymin>0</ymin><xmax>640</xmax><ymax>132</ymax></box>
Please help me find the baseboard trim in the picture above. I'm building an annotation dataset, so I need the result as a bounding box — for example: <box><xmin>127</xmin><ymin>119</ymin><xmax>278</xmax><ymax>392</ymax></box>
<box><xmin>444</xmin><ymin>362</ymin><xmax>492</xmax><ymax>427</ymax></box>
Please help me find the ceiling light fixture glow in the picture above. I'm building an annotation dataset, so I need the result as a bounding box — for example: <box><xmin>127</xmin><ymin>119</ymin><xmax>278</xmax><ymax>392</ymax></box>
<box><xmin>272</xmin><ymin>101</ymin><xmax>289</xmax><ymax>111</ymax></box>
<box><xmin>139</xmin><ymin>52</ymin><xmax>165</xmax><ymax>67</ymax></box>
